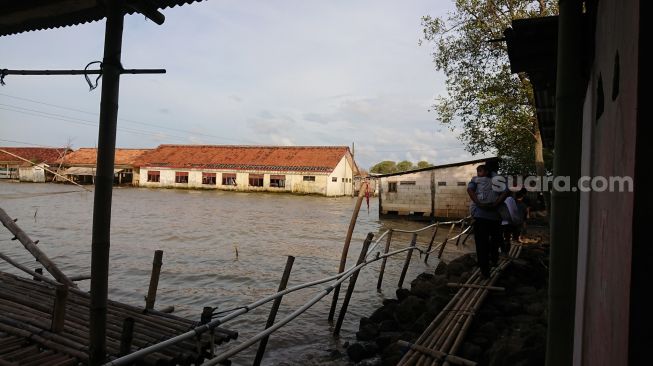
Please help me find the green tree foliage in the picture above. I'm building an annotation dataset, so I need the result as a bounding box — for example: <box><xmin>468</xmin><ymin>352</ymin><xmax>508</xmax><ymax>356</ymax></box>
<box><xmin>421</xmin><ymin>0</ymin><xmax>557</xmax><ymax>175</ymax></box>
<box><xmin>370</xmin><ymin>160</ymin><xmax>397</xmax><ymax>174</ymax></box>
<box><xmin>417</xmin><ymin>160</ymin><xmax>433</xmax><ymax>169</ymax></box>
<box><xmin>396</xmin><ymin>160</ymin><xmax>415</xmax><ymax>172</ymax></box>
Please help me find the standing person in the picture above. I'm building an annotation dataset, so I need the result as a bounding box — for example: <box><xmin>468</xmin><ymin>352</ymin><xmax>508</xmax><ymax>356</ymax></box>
<box><xmin>467</xmin><ymin>165</ymin><xmax>507</xmax><ymax>278</ymax></box>
<box><xmin>500</xmin><ymin>190</ymin><xmax>528</xmax><ymax>250</ymax></box>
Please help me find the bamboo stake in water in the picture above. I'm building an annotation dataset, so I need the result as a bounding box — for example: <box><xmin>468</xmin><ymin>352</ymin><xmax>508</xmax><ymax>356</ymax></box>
<box><xmin>398</xmin><ymin>233</ymin><xmax>418</xmax><ymax>288</ymax></box>
<box><xmin>328</xmin><ymin>181</ymin><xmax>368</xmax><ymax>322</ymax></box>
<box><xmin>424</xmin><ymin>223</ymin><xmax>439</xmax><ymax>264</ymax></box>
<box><xmin>145</xmin><ymin>250</ymin><xmax>163</xmax><ymax>310</ymax></box>
<box><xmin>253</xmin><ymin>256</ymin><xmax>295</xmax><ymax>366</ymax></box>
<box><xmin>334</xmin><ymin>232</ymin><xmax>374</xmax><ymax>336</ymax></box>
<box><xmin>376</xmin><ymin>229</ymin><xmax>394</xmax><ymax>290</ymax></box>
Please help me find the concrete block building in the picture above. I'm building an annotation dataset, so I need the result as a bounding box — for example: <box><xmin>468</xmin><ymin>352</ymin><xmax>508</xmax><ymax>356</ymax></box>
<box><xmin>376</xmin><ymin>157</ymin><xmax>498</xmax><ymax>220</ymax></box>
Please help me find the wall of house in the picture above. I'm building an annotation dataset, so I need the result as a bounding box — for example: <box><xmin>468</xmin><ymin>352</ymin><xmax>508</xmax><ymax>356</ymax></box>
<box><xmin>573</xmin><ymin>1</ymin><xmax>639</xmax><ymax>365</ymax></box>
<box><xmin>379</xmin><ymin>163</ymin><xmax>479</xmax><ymax>219</ymax></box>
<box><xmin>18</xmin><ymin>165</ymin><xmax>46</xmax><ymax>182</ymax></box>
<box><xmin>326</xmin><ymin>156</ymin><xmax>354</xmax><ymax>196</ymax></box>
<box><xmin>0</xmin><ymin>164</ymin><xmax>19</xmax><ymax>179</ymax></box>
<box><xmin>138</xmin><ymin>168</ymin><xmax>341</xmax><ymax>196</ymax></box>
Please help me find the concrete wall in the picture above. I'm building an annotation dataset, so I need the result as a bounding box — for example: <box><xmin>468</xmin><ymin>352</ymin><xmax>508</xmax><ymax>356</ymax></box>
<box><xmin>18</xmin><ymin>164</ymin><xmax>46</xmax><ymax>183</ymax></box>
<box><xmin>379</xmin><ymin>163</ymin><xmax>478</xmax><ymax>219</ymax></box>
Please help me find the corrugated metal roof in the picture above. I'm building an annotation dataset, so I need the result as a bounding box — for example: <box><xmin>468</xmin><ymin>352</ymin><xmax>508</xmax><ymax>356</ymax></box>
<box><xmin>0</xmin><ymin>147</ymin><xmax>69</xmax><ymax>165</ymax></box>
<box><xmin>0</xmin><ymin>0</ymin><xmax>204</xmax><ymax>37</ymax></box>
<box><xmin>60</xmin><ymin>148</ymin><xmax>152</xmax><ymax>166</ymax></box>
<box><xmin>134</xmin><ymin>145</ymin><xmax>353</xmax><ymax>173</ymax></box>
<box><xmin>373</xmin><ymin>157</ymin><xmax>499</xmax><ymax>178</ymax></box>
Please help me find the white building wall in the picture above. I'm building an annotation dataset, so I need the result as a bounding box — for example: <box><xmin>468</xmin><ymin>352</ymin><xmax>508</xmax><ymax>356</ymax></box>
<box><xmin>326</xmin><ymin>156</ymin><xmax>354</xmax><ymax>196</ymax></box>
<box><xmin>380</xmin><ymin>163</ymin><xmax>479</xmax><ymax>218</ymax></box>
<box><xmin>18</xmin><ymin>164</ymin><xmax>46</xmax><ymax>183</ymax></box>
<box><xmin>139</xmin><ymin>167</ymin><xmax>343</xmax><ymax>196</ymax></box>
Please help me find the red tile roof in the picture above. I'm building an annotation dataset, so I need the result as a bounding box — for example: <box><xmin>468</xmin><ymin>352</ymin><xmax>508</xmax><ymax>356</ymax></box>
<box><xmin>134</xmin><ymin>145</ymin><xmax>353</xmax><ymax>173</ymax></box>
<box><xmin>0</xmin><ymin>147</ymin><xmax>69</xmax><ymax>166</ymax></box>
<box><xmin>61</xmin><ymin>148</ymin><xmax>152</xmax><ymax>166</ymax></box>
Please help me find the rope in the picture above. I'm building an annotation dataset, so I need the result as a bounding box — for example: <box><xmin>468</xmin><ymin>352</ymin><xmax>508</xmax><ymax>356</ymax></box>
<box><xmin>84</xmin><ymin>61</ymin><xmax>103</xmax><ymax>91</ymax></box>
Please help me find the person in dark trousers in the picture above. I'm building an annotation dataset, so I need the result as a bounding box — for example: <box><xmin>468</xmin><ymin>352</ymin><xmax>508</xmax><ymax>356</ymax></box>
<box><xmin>467</xmin><ymin>165</ymin><xmax>508</xmax><ymax>278</ymax></box>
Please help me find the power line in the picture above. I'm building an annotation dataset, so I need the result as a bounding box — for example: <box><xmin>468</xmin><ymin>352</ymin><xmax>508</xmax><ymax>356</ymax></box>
<box><xmin>0</xmin><ymin>92</ymin><xmax>258</xmax><ymax>144</ymax></box>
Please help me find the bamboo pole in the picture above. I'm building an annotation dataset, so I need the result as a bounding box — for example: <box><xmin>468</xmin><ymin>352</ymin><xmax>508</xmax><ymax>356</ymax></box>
<box><xmin>397</xmin><ymin>341</ymin><xmax>477</xmax><ymax>366</ymax></box>
<box><xmin>446</xmin><ymin>283</ymin><xmax>505</xmax><ymax>291</ymax></box>
<box><xmin>253</xmin><ymin>256</ymin><xmax>295</xmax><ymax>366</ymax></box>
<box><xmin>334</xmin><ymin>232</ymin><xmax>374</xmax><ymax>336</ymax></box>
<box><xmin>145</xmin><ymin>250</ymin><xmax>163</xmax><ymax>310</ymax></box>
<box><xmin>423</xmin><ymin>224</ymin><xmax>439</xmax><ymax>264</ymax></box>
<box><xmin>328</xmin><ymin>181</ymin><xmax>368</xmax><ymax>322</ymax></box>
<box><xmin>0</xmin><ymin>149</ymin><xmax>90</xmax><ymax>191</ymax></box>
<box><xmin>0</xmin><ymin>208</ymin><xmax>75</xmax><ymax>288</ymax></box>
<box><xmin>89</xmin><ymin>1</ymin><xmax>126</xmax><ymax>363</ymax></box>
<box><xmin>50</xmin><ymin>284</ymin><xmax>68</xmax><ymax>333</ymax></box>
<box><xmin>437</xmin><ymin>223</ymin><xmax>457</xmax><ymax>259</ymax></box>
<box><xmin>397</xmin><ymin>269</ymin><xmax>481</xmax><ymax>366</ymax></box>
<box><xmin>376</xmin><ymin>229</ymin><xmax>393</xmax><ymax>290</ymax></box>
<box><xmin>0</xmin><ymin>252</ymin><xmax>63</xmax><ymax>287</ymax></box>
<box><xmin>119</xmin><ymin>317</ymin><xmax>134</xmax><ymax>356</ymax></box>
<box><xmin>397</xmin><ymin>233</ymin><xmax>418</xmax><ymax>288</ymax></box>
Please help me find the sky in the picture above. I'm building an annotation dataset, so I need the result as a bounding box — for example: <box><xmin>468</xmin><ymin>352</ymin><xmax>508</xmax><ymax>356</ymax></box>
<box><xmin>0</xmin><ymin>0</ymin><xmax>489</xmax><ymax>169</ymax></box>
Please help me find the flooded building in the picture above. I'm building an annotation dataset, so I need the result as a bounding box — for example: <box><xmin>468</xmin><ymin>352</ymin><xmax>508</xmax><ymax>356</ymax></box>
<box><xmin>0</xmin><ymin>147</ymin><xmax>68</xmax><ymax>182</ymax></box>
<box><xmin>59</xmin><ymin>148</ymin><xmax>151</xmax><ymax>185</ymax></box>
<box><xmin>134</xmin><ymin>145</ymin><xmax>358</xmax><ymax>196</ymax></box>
<box><xmin>376</xmin><ymin>157</ymin><xmax>497</xmax><ymax>220</ymax></box>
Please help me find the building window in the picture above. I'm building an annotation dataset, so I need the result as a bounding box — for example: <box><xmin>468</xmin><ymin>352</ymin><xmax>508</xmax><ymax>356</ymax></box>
<box><xmin>457</xmin><ymin>182</ymin><xmax>467</xmax><ymax>186</ymax></box>
<box><xmin>270</xmin><ymin>175</ymin><xmax>286</xmax><ymax>188</ymax></box>
<box><xmin>249</xmin><ymin>174</ymin><xmax>264</xmax><ymax>187</ymax></box>
<box><xmin>342</xmin><ymin>178</ymin><xmax>346</xmax><ymax>182</ymax></box>
<box><xmin>175</xmin><ymin>171</ymin><xmax>189</xmax><ymax>184</ymax></box>
<box><xmin>438</xmin><ymin>181</ymin><xmax>447</xmax><ymax>186</ymax></box>
<box><xmin>147</xmin><ymin>171</ymin><xmax>160</xmax><ymax>182</ymax></box>
<box><xmin>303</xmin><ymin>176</ymin><xmax>316</xmax><ymax>182</ymax></box>
<box><xmin>400</xmin><ymin>181</ymin><xmax>416</xmax><ymax>185</ymax></box>
<box><xmin>388</xmin><ymin>182</ymin><xmax>397</xmax><ymax>192</ymax></box>
<box><xmin>222</xmin><ymin>173</ymin><xmax>237</xmax><ymax>185</ymax></box>
<box><xmin>332</xmin><ymin>177</ymin><xmax>338</xmax><ymax>182</ymax></box>
<box><xmin>202</xmin><ymin>172</ymin><xmax>217</xmax><ymax>185</ymax></box>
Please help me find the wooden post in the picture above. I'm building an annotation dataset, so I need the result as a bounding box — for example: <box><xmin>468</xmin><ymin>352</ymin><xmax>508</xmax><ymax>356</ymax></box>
<box><xmin>89</xmin><ymin>1</ymin><xmax>125</xmax><ymax>363</ymax></box>
<box><xmin>423</xmin><ymin>223</ymin><xmax>439</xmax><ymax>264</ymax></box>
<box><xmin>397</xmin><ymin>233</ymin><xmax>417</xmax><ymax>288</ymax></box>
<box><xmin>328</xmin><ymin>182</ymin><xmax>367</xmax><ymax>322</ymax></box>
<box><xmin>334</xmin><ymin>232</ymin><xmax>374</xmax><ymax>336</ymax></box>
<box><xmin>145</xmin><ymin>250</ymin><xmax>164</xmax><ymax>310</ymax></box>
<box><xmin>0</xmin><ymin>207</ymin><xmax>75</xmax><ymax>288</ymax></box>
<box><xmin>119</xmin><ymin>317</ymin><xmax>135</xmax><ymax>356</ymax></box>
<box><xmin>50</xmin><ymin>284</ymin><xmax>68</xmax><ymax>333</ymax></box>
<box><xmin>437</xmin><ymin>223</ymin><xmax>457</xmax><ymax>259</ymax></box>
<box><xmin>253</xmin><ymin>256</ymin><xmax>295</xmax><ymax>366</ymax></box>
<box><xmin>376</xmin><ymin>229</ymin><xmax>393</xmax><ymax>290</ymax></box>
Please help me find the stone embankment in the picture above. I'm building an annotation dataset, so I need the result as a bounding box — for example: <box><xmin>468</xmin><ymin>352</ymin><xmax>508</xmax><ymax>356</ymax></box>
<box><xmin>346</xmin><ymin>234</ymin><xmax>549</xmax><ymax>366</ymax></box>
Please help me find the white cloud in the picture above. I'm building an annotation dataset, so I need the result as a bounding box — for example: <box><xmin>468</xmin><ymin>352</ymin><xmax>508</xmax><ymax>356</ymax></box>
<box><xmin>0</xmin><ymin>0</ymin><xmax>472</xmax><ymax>169</ymax></box>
